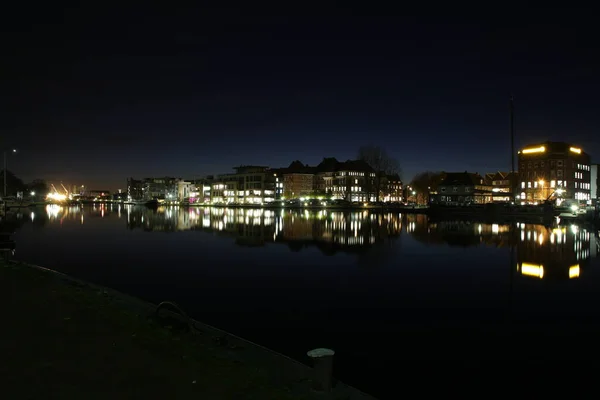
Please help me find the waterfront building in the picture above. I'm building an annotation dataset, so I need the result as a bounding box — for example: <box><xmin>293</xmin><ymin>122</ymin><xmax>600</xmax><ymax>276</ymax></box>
<box><xmin>143</xmin><ymin>177</ymin><xmax>180</xmax><ymax>201</ymax></box>
<box><xmin>127</xmin><ymin>178</ymin><xmax>144</xmax><ymax>201</ymax></box>
<box><xmin>430</xmin><ymin>172</ymin><xmax>493</xmax><ymax>205</ymax></box>
<box><xmin>280</xmin><ymin>160</ymin><xmax>315</xmax><ymax>199</ymax></box>
<box><xmin>380</xmin><ymin>174</ymin><xmax>403</xmax><ymax>202</ymax></box>
<box><xmin>315</xmin><ymin>158</ymin><xmax>376</xmax><ymax>202</ymax></box>
<box><xmin>211</xmin><ymin>166</ymin><xmax>278</xmax><ymax>204</ymax></box>
<box><xmin>484</xmin><ymin>171</ymin><xmax>518</xmax><ymax>202</ymax></box>
<box><xmin>177</xmin><ymin>180</ymin><xmax>193</xmax><ymax>202</ymax></box>
<box><xmin>518</xmin><ymin>142</ymin><xmax>591</xmax><ymax>203</ymax></box>
<box><xmin>127</xmin><ymin>177</ymin><xmax>181</xmax><ymax>201</ymax></box>
<box><xmin>591</xmin><ymin>164</ymin><xmax>598</xmax><ymax>201</ymax></box>
<box><xmin>189</xmin><ymin>176</ymin><xmax>214</xmax><ymax>204</ymax></box>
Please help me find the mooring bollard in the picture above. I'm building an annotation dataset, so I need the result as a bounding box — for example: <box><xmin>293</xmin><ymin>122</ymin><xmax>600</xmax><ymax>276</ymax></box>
<box><xmin>307</xmin><ymin>348</ymin><xmax>335</xmax><ymax>392</ymax></box>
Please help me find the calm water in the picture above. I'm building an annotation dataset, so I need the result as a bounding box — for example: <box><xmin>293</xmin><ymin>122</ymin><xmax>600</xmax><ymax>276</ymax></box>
<box><xmin>6</xmin><ymin>204</ymin><xmax>600</xmax><ymax>396</ymax></box>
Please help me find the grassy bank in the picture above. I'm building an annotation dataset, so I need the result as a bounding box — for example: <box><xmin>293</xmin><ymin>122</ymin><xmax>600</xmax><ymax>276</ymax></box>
<box><xmin>0</xmin><ymin>261</ymin><xmax>372</xmax><ymax>399</ymax></box>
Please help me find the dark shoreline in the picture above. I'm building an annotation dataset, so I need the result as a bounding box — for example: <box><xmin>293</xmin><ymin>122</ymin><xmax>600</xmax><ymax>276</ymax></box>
<box><xmin>1</xmin><ymin>260</ymin><xmax>377</xmax><ymax>400</ymax></box>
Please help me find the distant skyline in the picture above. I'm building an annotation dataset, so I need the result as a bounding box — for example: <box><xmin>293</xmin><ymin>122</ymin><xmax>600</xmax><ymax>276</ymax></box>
<box><xmin>3</xmin><ymin>6</ymin><xmax>599</xmax><ymax>191</ymax></box>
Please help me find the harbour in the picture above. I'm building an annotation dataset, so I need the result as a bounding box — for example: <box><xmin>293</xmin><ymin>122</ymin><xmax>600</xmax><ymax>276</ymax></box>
<box><xmin>3</xmin><ymin>204</ymin><xmax>600</xmax><ymax>397</ymax></box>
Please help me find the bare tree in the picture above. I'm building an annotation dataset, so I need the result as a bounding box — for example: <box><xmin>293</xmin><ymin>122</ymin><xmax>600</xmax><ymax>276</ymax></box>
<box><xmin>410</xmin><ymin>171</ymin><xmax>445</xmax><ymax>204</ymax></box>
<box><xmin>357</xmin><ymin>145</ymin><xmax>401</xmax><ymax>202</ymax></box>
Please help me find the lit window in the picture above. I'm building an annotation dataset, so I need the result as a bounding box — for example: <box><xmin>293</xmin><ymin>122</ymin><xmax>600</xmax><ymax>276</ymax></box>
<box><xmin>550</xmin><ymin>180</ymin><xmax>555</xmax><ymax>188</ymax></box>
<box><xmin>521</xmin><ymin>182</ymin><xmax>525</xmax><ymax>189</ymax></box>
<box><xmin>527</xmin><ymin>182</ymin><xmax>531</xmax><ymax>188</ymax></box>
<box><xmin>534</xmin><ymin>182</ymin><xmax>538</xmax><ymax>188</ymax></box>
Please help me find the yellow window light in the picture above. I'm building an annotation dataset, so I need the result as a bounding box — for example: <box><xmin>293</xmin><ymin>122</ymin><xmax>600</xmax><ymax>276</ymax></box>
<box><xmin>522</xmin><ymin>146</ymin><xmax>546</xmax><ymax>154</ymax></box>
<box><xmin>569</xmin><ymin>265</ymin><xmax>580</xmax><ymax>279</ymax></box>
<box><xmin>569</xmin><ymin>147</ymin><xmax>581</xmax><ymax>154</ymax></box>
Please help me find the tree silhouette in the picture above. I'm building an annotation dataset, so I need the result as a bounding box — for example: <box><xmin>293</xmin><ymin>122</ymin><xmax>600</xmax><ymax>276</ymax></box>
<box><xmin>357</xmin><ymin>145</ymin><xmax>401</xmax><ymax>202</ymax></box>
<box><xmin>0</xmin><ymin>170</ymin><xmax>26</xmax><ymax>197</ymax></box>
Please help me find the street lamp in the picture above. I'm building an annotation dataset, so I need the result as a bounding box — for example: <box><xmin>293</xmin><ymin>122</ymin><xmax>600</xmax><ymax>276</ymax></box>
<box><xmin>3</xmin><ymin>148</ymin><xmax>17</xmax><ymax>198</ymax></box>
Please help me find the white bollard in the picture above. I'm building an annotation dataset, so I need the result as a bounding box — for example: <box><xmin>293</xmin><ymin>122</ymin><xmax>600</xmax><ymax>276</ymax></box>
<box><xmin>307</xmin><ymin>348</ymin><xmax>335</xmax><ymax>392</ymax></box>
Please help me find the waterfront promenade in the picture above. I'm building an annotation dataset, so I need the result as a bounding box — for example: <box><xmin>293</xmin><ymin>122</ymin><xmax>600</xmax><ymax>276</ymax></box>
<box><xmin>0</xmin><ymin>261</ymin><xmax>375</xmax><ymax>400</ymax></box>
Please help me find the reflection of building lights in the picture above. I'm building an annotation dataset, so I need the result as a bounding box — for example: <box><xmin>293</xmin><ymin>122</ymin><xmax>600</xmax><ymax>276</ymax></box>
<box><xmin>46</xmin><ymin>204</ymin><xmax>62</xmax><ymax>219</ymax></box>
<box><xmin>538</xmin><ymin>234</ymin><xmax>544</xmax><ymax>245</ymax></box>
<box><xmin>521</xmin><ymin>263</ymin><xmax>544</xmax><ymax>279</ymax></box>
<box><xmin>569</xmin><ymin>265</ymin><xmax>580</xmax><ymax>279</ymax></box>
<box><xmin>571</xmin><ymin>225</ymin><xmax>578</xmax><ymax>235</ymax></box>
<box><xmin>30</xmin><ymin>212</ymin><xmax>35</xmax><ymax>222</ymax></box>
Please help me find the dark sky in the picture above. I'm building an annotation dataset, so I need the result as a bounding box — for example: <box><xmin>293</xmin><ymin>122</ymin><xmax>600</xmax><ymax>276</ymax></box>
<box><xmin>3</xmin><ymin>6</ymin><xmax>599</xmax><ymax>191</ymax></box>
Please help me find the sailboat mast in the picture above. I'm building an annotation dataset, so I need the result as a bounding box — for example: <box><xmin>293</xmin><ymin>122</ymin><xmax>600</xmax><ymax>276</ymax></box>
<box><xmin>510</xmin><ymin>95</ymin><xmax>515</xmax><ymax>200</ymax></box>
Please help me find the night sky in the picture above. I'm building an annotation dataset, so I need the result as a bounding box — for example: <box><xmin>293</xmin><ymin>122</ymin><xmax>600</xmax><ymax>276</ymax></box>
<box><xmin>4</xmin><ymin>6</ymin><xmax>599</xmax><ymax>191</ymax></box>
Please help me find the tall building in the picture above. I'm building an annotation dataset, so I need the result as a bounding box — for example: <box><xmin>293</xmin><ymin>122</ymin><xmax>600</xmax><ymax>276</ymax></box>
<box><xmin>592</xmin><ymin>164</ymin><xmax>599</xmax><ymax>200</ymax></box>
<box><xmin>518</xmin><ymin>142</ymin><xmax>591</xmax><ymax>202</ymax></box>
<box><xmin>127</xmin><ymin>178</ymin><xmax>144</xmax><ymax>201</ymax></box>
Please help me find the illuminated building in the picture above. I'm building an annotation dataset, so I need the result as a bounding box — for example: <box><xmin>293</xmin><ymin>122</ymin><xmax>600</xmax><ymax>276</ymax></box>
<box><xmin>314</xmin><ymin>158</ymin><xmax>376</xmax><ymax>202</ymax></box>
<box><xmin>430</xmin><ymin>172</ymin><xmax>493</xmax><ymax>205</ymax></box>
<box><xmin>518</xmin><ymin>142</ymin><xmax>591</xmax><ymax>202</ymax></box>
<box><xmin>142</xmin><ymin>177</ymin><xmax>180</xmax><ymax>201</ymax></box>
<box><xmin>279</xmin><ymin>161</ymin><xmax>315</xmax><ymax>199</ymax></box>
<box><xmin>211</xmin><ymin>166</ymin><xmax>277</xmax><ymax>204</ymax></box>
<box><xmin>177</xmin><ymin>180</ymin><xmax>193</xmax><ymax>202</ymax></box>
<box><xmin>127</xmin><ymin>178</ymin><xmax>144</xmax><ymax>201</ymax></box>
<box><xmin>380</xmin><ymin>174</ymin><xmax>403</xmax><ymax>202</ymax></box>
<box><xmin>484</xmin><ymin>171</ymin><xmax>518</xmax><ymax>202</ymax></box>
<box><xmin>190</xmin><ymin>177</ymin><xmax>215</xmax><ymax>204</ymax></box>
<box><xmin>592</xmin><ymin>164</ymin><xmax>599</xmax><ymax>200</ymax></box>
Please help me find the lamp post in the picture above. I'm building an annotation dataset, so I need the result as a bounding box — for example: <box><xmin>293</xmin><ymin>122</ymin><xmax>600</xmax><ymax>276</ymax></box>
<box><xmin>3</xmin><ymin>149</ymin><xmax>17</xmax><ymax>198</ymax></box>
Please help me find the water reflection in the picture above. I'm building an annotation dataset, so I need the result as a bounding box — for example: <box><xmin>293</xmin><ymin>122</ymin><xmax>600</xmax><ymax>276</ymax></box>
<box><xmin>516</xmin><ymin>223</ymin><xmax>593</xmax><ymax>280</ymax></box>
<box><xmin>3</xmin><ymin>205</ymin><xmax>598</xmax><ymax>279</ymax></box>
<box><xmin>125</xmin><ymin>207</ymin><xmax>402</xmax><ymax>254</ymax></box>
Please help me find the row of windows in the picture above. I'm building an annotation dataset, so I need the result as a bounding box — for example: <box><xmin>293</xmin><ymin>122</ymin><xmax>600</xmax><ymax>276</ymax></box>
<box><xmin>575</xmin><ymin>182</ymin><xmax>590</xmax><ymax>190</ymax></box>
<box><xmin>522</xmin><ymin>160</ymin><xmax>564</xmax><ymax>169</ymax></box>
<box><xmin>575</xmin><ymin>192</ymin><xmax>591</xmax><ymax>201</ymax></box>
<box><xmin>574</xmin><ymin>172</ymin><xmax>584</xmax><ymax>179</ymax></box>
<box><xmin>338</xmin><ymin>171</ymin><xmax>376</xmax><ymax>177</ymax></box>
<box><xmin>523</xmin><ymin>170</ymin><xmax>564</xmax><ymax>179</ymax></box>
<box><xmin>578</xmin><ymin>164</ymin><xmax>590</xmax><ymax>171</ymax></box>
<box><xmin>522</xmin><ymin>160</ymin><xmax>592</xmax><ymax>170</ymax></box>
<box><xmin>329</xmin><ymin>186</ymin><xmax>364</xmax><ymax>192</ymax></box>
<box><xmin>522</xmin><ymin>180</ymin><xmax>568</xmax><ymax>189</ymax></box>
